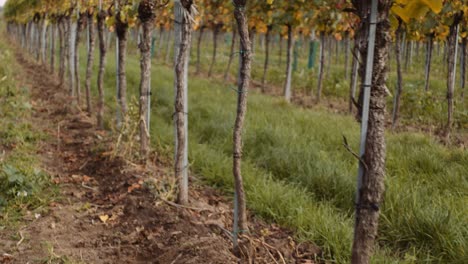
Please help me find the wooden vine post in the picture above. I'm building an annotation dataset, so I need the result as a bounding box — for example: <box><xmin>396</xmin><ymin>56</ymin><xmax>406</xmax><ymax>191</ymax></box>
<box><xmin>446</xmin><ymin>12</ymin><xmax>463</xmax><ymax>140</ymax></box>
<box><xmin>138</xmin><ymin>0</ymin><xmax>156</xmax><ymax>160</ymax></box>
<box><xmin>85</xmin><ymin>5</ymin><xmax>96</xmax><ymax>113</ymax></box>
<box><xmin>351</xmin><ymin>0</ymin><xmax>391</xmax><ymax>263</ymax></box>
<box><xmin>231</xmin><ymin>0</ymin><xmax>251</xmax><ymax>250</ymax></box>
<box><xmin>96</xmin><ymin>0</ymin><xmax>107</xmax><ymax>129</ymax></box>
<box><xmin>174</xmin><ymin>0</ymin><xmax>194</xmax><ymax>205</ymax></box>
<box><xmin>115</xmin><ymin>0</ymin><xmax>130</xmax><ymax>125</ymax></box>
<box><xmin>283</xmin><ymin>24</ymin><xmax>293</xmax><ymax>102</ymax></box>
<box><xmin>391</xmin><ymin>19</ymin><xmax>404</xmax><ymax>129</ymax></box>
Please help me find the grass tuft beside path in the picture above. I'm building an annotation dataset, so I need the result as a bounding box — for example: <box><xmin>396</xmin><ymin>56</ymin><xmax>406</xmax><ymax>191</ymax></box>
<box><xmin>0</xmin><ymin>39</ymin><xmax>55</xmax><ymax>227</ymax></box>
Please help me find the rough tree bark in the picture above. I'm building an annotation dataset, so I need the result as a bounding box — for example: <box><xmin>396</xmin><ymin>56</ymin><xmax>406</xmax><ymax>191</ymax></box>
<box><xmin>424</xmin><ymin>35</ymin><xmax>433</xmax><ymax>91</ymax></box>
<box><xmin>446</xmin><ymin>15</ymin><xmax>462</xmax><ymax>140</ymax></box>
<box><xmin>67</xmin><ymin>15</ymin><xmax>75</xmax><ymax>98</ymax></box>
<box><xmin>44</xmin><ymin>23</ymin><xmax>49</xmax><ymax>65</ymax></box>
<box><xmin>138</xmin><ymin>0</ymin><xmax>156</xmax><ymax>160</ymax></box>
<box><xmin>40</xmin><ymin>16</ymin><xmax>47</xmax><ymax>64</ymax></box>
<box><xmin>96</xmin><ymin>10</ymin><xmax>107</xmax><ymax>129</ymax></box>
<box><xmin>224</xmin><ymin>26</ymin><xmax>237</xmax><ymax>81</ymax></box>
<box><xmin>58</xmin><ymin>18</ymin><xmax>66</xmax><ymax>87</ymax></box>
<box><xmin>29</xmin><ymin>21</ymin><xmax>35</xmax><ymax>55</ymax></box>
<box><xmin>116</xmin><ymin>12</ymin><xmax>129</xmax><ymax>118</ymax></box>
<box><xmin>50</xmin><ymin>23</ymin><xmax>56</xmax><ymax>74</ymax></box>
<box><xmin>75</xmin><ymin>13</ymin><xmax>86</xmax><ymax>105</ymax></box>
<box><xmin>208</xmin><ymin>24</ymin><xmax>221</xmax><ymax>77</ymax></box>
<box><xmin>33</xmin><ymin>21</ymin><xmax>38</xmax><ymax>56</ymax></box>
<box><xmin>316</xmin><ymin>32</ymin><xmax>326</xmax><ymax>102</ymax></box>
<box><xmin>34</xmin><ymin>17</ymin><xmax>40</xmax><ymax>61</ymax></box>
<box><xmin>232</xmin><ymin>0</ymin><xmax>252</xmax><ymax>236</ymax></box>
<box><xmin>349</xmin><ymin>32</ymin><xmax>361</xmax><ymax>113</ymax></box>
<box><xmin>27</xmin><ymin>21</ymin><xmax>31</xmax><ymax>54</ymax></box>
<box><xmin>30</xmin><ymin>22</ymin><xmax>33</xmax><ymax>52</ymax></box>
<box><xmin>37</xmin><ymin>19</ymin><xmax>41</xmax><ymax>61</ymax></box>
<box><xmin>283</xmin><ymin>24</ymin><xmax>293</xmax><ymax>102</ymax></box>
<box><xmin>85</xmin><ymin>11</ymin><xmax>96</xmax><ymax>113</ymax></box>
<box><xmin>351</xmin><ymin>0</ymin><xmax>392</xmax><ymax>263</ymax></box>
<box><xmin>392</xmin><ymin>20</ymin><xmax>404</xmax><ymax>129</ymax></box>
<box><xmin>174</xmin><ymin>0</ymin><xmax>194</xmax><ymax>205</ymax></box>
<box><xmin>261</xmin><ymin>25</ymin><xmax>272</xmax><ymax>92</ymax></box>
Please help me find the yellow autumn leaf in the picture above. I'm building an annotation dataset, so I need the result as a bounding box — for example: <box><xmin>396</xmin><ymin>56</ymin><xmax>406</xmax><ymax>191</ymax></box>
<box><xmin>267</xmin><ymin>0</ymin><xmax>274</xmax><ymax>5</ymax></box>
<box><xmin>391</xmin><ymin>0</ymin><xmax>443</xmax><ymax>23</ymax></box>
<box><xmin>420</xmin><ymin>0</ymin><xmax>443</xmax><ymax>13</ymax></box>
<box><xmin>391</xmin><ymin>5</ymin><xmax>409</xmax><ymax>23</ymax></box>
<box><xmin>99</xmin><ymin>214</ymin><xmax>109</xmax><ymax>223</ymax></box>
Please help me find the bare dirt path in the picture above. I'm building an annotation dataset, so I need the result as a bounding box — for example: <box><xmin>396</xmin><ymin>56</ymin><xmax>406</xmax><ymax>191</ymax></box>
<box><xmin>0</xmin><ymin>50</ymin><xmax>320</xmax><ymax>264</ymax></box>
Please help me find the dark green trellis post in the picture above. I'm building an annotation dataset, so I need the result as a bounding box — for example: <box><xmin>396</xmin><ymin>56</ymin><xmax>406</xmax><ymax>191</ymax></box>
<box><xmin>293</xmin><ymin>39</ymin><xmax>300</xmax><ymax>71</ymax></box>
<box><xmin>308</xmin><ymin>38</ymin><xmax>318</xmax><ymax>69</ymax></box>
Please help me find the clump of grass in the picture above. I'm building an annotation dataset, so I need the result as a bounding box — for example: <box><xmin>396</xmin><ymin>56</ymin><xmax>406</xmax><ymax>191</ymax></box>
<box><xmin>0</xmin><ymin>39</ymin><xmax>55</xmax><ymax>226</ymax></box>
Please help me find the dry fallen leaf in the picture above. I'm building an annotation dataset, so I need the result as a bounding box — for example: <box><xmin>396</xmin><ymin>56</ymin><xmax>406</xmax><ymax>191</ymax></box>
<box><xmin>82</xmin><ymin>175</ymin><xmax>92</xmax><ymax>182</ymax></box>
<box><xmin>99</xmin><ymin>215</ymin><xmax>109</xmax><ymax>223</ymax></box>
<box><xmin>71</xmin><ymin>175</ymin><xmax>82</xmax><ymax>183</ymax></box>
<box><xmin>101</xmin><ymin>151</ymin><xmax>113</xmax><ymax>157</ymax></box>
<box><xmin>1</xmin><ymin>253</ymin><xmax>14</xmax><ymax>262</ymax></box>
<box><xmin>127</xmin><ymin>183</ymin><xmax>141</xmax><ymax>193</ymax></box>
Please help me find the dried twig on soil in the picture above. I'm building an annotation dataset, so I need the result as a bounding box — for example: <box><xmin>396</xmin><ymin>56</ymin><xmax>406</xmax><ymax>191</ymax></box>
<box><xmin>79</xmin><ymin>159</ymin><xmax>90</xmax><ymax>170</ymax></box>
<box><xmin>260</xmin><ymin>239</ymin><xmax>286</xmax><ymax>264</ymax></box>
<box><xmin>81</xmin><ymin>182</ymin><xmax>98</xmax><ymax>191</ymax></box>
<box><xmin>240</xmin><ymin>234</ymin><xmax>287</xmax><ymax>264</ymax></box>
<box><xmin>16</xmin><ymin>231</ymin><xmax>24</xmax><ymax>247</ymax></box>
<box><xmin>170</xmin><ymin>253</ymin><xmax>182</xmax><ymax>264</ymax></box>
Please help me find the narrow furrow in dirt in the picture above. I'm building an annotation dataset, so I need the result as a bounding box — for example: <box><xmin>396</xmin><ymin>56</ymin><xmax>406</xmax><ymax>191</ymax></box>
<box><xmin>1</xmin><ymin>51</ymin><xmax>320</xmax><ymax>263</ymax></box>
